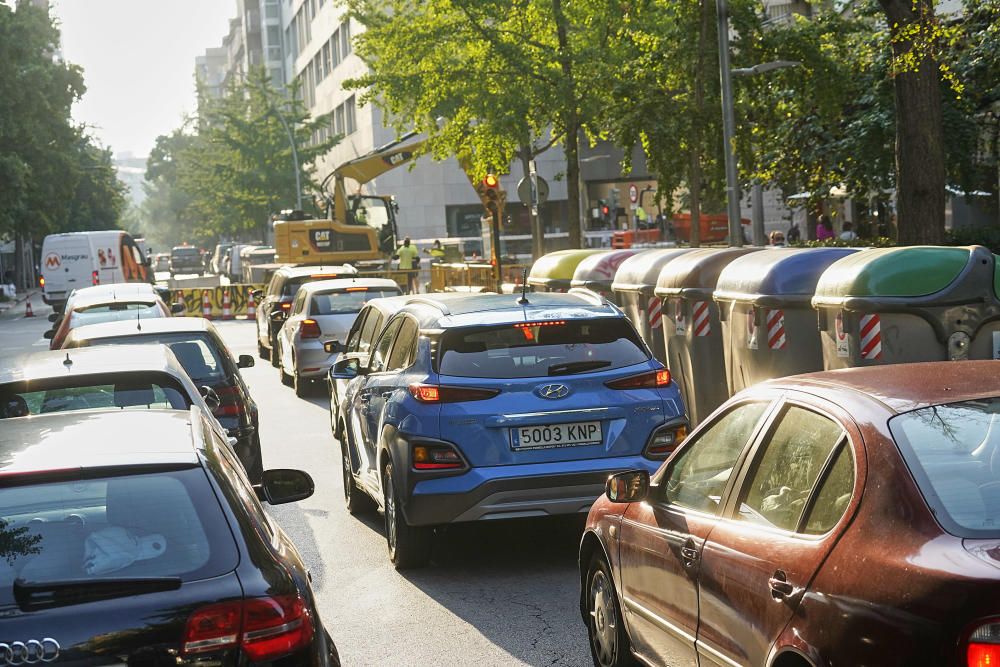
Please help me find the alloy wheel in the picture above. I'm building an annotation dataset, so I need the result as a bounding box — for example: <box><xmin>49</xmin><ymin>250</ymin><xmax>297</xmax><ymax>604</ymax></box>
<box><xmin>590</xmin><ymin>568</ymin><xmax>618</xmax><ymax>666</ymax></box>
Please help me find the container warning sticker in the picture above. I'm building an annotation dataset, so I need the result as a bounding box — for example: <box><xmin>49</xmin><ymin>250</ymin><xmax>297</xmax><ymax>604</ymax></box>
<box><xmin>747</xmin><ymin>308</ymin><xmax>758</xmax><ymax>350</ymax></box>
<box><xmin>648</xmin><ymin>297</ymin><xmax>663</xmax><ymax>330</ymax></box>
<box><xmin>836</xmin><ymin>311</ymin><xmax>849</xmax><ymax>358</ymax></box>
<box><xmin>674</xmin><ymin>301</ymin><xmax>686</xmax><ymax>336</ymax></box>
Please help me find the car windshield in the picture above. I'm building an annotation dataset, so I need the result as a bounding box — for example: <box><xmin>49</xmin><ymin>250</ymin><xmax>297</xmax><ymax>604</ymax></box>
<box><xmin>70</xmin><ymin>303</ymin><xmax>162</xmax><ymax>328</ymax></box>
<box><xmin>437</xmin><ymin>318</ymin><xmax>649</xmax><ymax>379</ymax></box>
<box><xmin>311</xmin><ymin>288</ymin><xmax>401</xmax><ymax>315</ymax></box>
<box><xmin>86</xmin><ymin>334</ymin><xmax>229</xmax><ymax>385</ymax></box>
<box><xmin>0</xmin><ymin>467</ymin><xmax>238</xmax><ymax>609</ymax></box>
<box><xmin>890</xmin><ymin>398</ymin><xmax>1000</xmax><ymax>536</ymax></box>
<box><xmin>0</xmin><ymin>372</ymin><xmax>191</xmax><ymax>418</ymax></box>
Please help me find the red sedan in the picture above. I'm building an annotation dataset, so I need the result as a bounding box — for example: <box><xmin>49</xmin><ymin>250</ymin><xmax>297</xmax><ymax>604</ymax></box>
<box><xmin>580</xmin><ymin>361</ymin><xmax>1000</xmax><ymax>667</ymax></box>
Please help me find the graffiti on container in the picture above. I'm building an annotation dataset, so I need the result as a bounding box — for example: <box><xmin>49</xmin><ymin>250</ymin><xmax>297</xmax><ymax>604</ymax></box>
<box><xmin>171</xmin><ymin>285</ymin><xmax>264</xmax><ymax>318</ymax></box>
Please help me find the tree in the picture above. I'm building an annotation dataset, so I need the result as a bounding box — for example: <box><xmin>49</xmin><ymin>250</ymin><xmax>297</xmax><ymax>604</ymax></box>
<box><xmin>346</xmin><ymin>0</ymin><xmax>618</xmax><ymax>248</ymax></box>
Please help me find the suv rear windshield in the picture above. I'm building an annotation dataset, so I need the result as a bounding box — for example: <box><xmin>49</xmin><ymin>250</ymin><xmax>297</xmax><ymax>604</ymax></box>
<box><xmin>171</xmin><ymin>248</ymin><xmax>200</xmax><ymax>257</ymax></box>
<box><xmin>0</xmin><ymin>372</ymin><xmax>191</xmax><ymax>418</ymax></box>
<box><xmin>890</xmin><ymin>398</ymin><xmax>1000</xmax><ymax>537</ymax></box>
<box><xmin>437</xmin><ymin>318</ymin><xmax>649</xmax><ymax>379</ymax></box>
<box><xmin>70</xmin><ymin>302</ymin><xmax>162</xmax><ymax>328</ymax></box>
<box><xmin>311</xmin><ymin>287</ymin><xmax>401</xmax><ymax>315</ymax></box>
<box><xmin>281</xmin><ymin>274</ymin><xmax>346</xmax><ymax>297</ymax></box>
<box><xmin>85</xmin><ymin>334</ymin><xmax>229</xmax><ymax>385</ymax></box>
<box><xmin>0</xmin><ymin>467</ymin><xmax>238</xmax><ymax>608</ymax></box>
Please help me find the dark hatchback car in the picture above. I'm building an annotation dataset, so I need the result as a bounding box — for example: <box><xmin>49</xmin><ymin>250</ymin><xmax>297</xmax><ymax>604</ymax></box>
<box><xmin>169</xmin><ymin>246</ymin><xmax>204</xmax><ymax>277</ymax></box>
<box><xmin>0</xmin><ymin>409</ymin><xmax>339</xmax><ymax>665</ymax></box>
<box><xmin>62</xmin><ymin>318</ymin><xmax>263</xmax><ymax>483</ymax></box>
<box><xmin>580</xmin><ymin>361</ymin><xmax>1000</xmax><ymax>667</ymax></box>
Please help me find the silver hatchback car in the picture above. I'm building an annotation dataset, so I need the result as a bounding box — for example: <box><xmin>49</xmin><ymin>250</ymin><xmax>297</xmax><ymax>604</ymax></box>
<box><xmin>276</xmin><ymin>278</ymin><xmax>402</xmax><ymax>397</ymax></box>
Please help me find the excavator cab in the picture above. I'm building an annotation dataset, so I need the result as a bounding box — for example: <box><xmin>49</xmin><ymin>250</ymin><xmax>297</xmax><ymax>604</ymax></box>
<box><xmin>346</xmin><ymin>194</ymin><xmax>398</xmax><ymax>255</ymax></box>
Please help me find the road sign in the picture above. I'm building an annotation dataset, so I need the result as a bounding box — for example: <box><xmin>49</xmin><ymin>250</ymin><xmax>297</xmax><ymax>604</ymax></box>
<box><xmin>517</xmin><ymin>175</ymin><xmax>549</xmax><ymax>208</ymax></box>
<box><xmin>628</xmin><ymin>183</ymin><xmax>639</xmax><ymax>204</ymax></box>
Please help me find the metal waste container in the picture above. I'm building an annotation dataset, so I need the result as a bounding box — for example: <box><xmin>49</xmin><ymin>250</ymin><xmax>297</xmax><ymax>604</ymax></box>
<box><xmin>715</xmin><ymin>247</ymin><xmax>859</xmax><ymax>395</ymax></box>
<box><xmin>527</xmin><ymin>249</ymin><xmax>606</xmax><ymax>292</ymax></box>
<box><xmin>655</xmin><ymin>247</ymin><xmax>762</xmax><ymax>425</ymax></box>
<box><xmin>813</xmin><ymin>245</ymin><xmax>1000</xmax><ymax>368</ymax></box>
<box><xmin>570</xmin><ymin>249</ymin><xmax>645</xmax><ymax>304</ymax></box>
<box><xmin>612</xmin><ymin>248</ymin><xmax>696</xmax><ymax>361</ymax></box>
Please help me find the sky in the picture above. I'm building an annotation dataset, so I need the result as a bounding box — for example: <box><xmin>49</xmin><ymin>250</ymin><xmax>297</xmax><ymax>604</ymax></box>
<box><xmin>50</xmin><ymin>0</ymin><xmax>236</xmax><ymax>158</ymax></box>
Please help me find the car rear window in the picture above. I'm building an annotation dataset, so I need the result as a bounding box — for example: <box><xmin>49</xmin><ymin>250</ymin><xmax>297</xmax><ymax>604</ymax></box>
<box><xmin>70</xmin><ymin>302</ymin><xmax>162</xmax><ymax>328</ymax></box>
<box><xmin>890</xmin><ymin>398</ymin><xmax>1000</xmax><ymax>537</ymax></box>
<box><xmin>86</xmin><ymin>334</ymin><xmax>229</xmax><ymax>385</ymax></box>
<box><xmin>0</xmin><ymin>467</ymin><xmax>238</xmax><ymax>608</ymax></box>
<box><xmin>172</xmin><ymin>248</ymin><xmax>200</xmax><ymax>257</ymax></box>
<box><xmin>437</xmin><ymin>318</ymin><xmax>649</xmax><ymax>379</ymax></box>
<box><xmin>0</xmin><ymin>372</ymin><xmax>191</xmax><ymax>418</ymax></box>
<box><xmin>281</xmin><ymin>274</ymin><xmax>346</xmax><ymax>296</ymax></box>
<box><xmin>311</xmin><ymin>287</ymin><xmax>401</xmax><ymax>315</ymax></box>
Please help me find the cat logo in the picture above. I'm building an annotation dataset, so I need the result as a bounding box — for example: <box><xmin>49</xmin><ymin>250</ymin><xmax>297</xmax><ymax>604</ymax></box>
<box><xmin>44</xmin><ymin>253</ymin><xmax>61</xmax><ymax>270</ymax></box>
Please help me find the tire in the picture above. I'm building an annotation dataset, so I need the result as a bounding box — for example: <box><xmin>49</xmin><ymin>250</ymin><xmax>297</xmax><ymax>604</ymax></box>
<box><xmin>293</xmin><ymin>370</ymin><xmax>310</xmax><ymax>398</ymax></box>
<box><xmin>587</xmin><ymin>555</ymin><xmax>635</xmax><ymax>667</ymax></box>
<box><xmin>257</xmin><ymin>339</ymin><xmax>270</xmax><ymax>361</ymax></box>
<box><xmin>383</xmin><ymin>461</ymin><xmax>431</xmax><ymax>569</ymax></box>
<box><xmin>270</xmin><ymin>332</ymin><xmax>280</xmax><ymax>368</ymax></box>
<box><xmin>342</xmin><ymin>438</ymin><xmax>372</xmax><ymax>515</ymax></box>
<box><xmin>278</xmin><ymin>346</ymin><xmax>293</xmax><ymax>387</ymax></box>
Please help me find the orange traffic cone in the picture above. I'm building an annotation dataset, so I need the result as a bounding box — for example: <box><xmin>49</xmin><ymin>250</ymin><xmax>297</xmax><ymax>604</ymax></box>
<box><xmin>201</xmin><ymin>291</ymin><xmax>212</xmax><ymax>319</ymax></box>
<box><xmin>222</xmin><ymin>289</ymin><xmax>233</xmax><ymax>320</ymax></box>
<box><xmin>246</xmin><ymin>290</ymin><xmax>256</xmax><ymax>318</ymax></box>
<box><xmin>24</xmin><ymin>297</ymin><xmax>34</xmax><ymax>318</ymax></box>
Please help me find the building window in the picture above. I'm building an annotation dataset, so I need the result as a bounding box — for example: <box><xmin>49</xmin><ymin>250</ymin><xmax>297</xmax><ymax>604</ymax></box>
<box><xmin>340</xmin><ymin>19</ymin><xmax>350</xmax><ymax>59</ymax></box>
<box><xmin>264</xmin><ymin>1</ymin><xmax>279</xmax><ymax>19</ymax></box>
<box><xmin>334</xmin><ymin>104</ymin><xmax>345</xmax><ymax>135</ymax></box>
<box><xmin>322</xmin><ymin>41</ymin><xmax>331</xmax><ymax>78</ymax></box>
<box><xmin>345</xmin><ymin>95</ymin><xmax>356</xmax><ymax>134</ymax></box>
<box><xmin>330</xmin><ymin>30</ymin><xmax>341</xmax><ymax>68</ymax></box>
<box><xmin>269</xmin><ymin>67</ymin><xmax>283</xmax><ymax>88</ymax></box>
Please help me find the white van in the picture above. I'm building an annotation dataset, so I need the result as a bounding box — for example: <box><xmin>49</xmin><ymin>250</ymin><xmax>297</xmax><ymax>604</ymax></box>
<box><xmin>40</xmin><ymin>231</ymin><xmax>151</xmax><ymax>310</ymax></box>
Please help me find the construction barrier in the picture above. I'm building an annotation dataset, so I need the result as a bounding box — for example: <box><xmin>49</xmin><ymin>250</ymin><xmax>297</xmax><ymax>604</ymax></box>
<box><xmin>430</xmin><ymin>263</ymin><xmax>530</xmax><ymax>293</ymax></box>
<box><xmin>172</xmin><ymin>284</ymin><xmax>265</xmax><ymax>319</ymax></box>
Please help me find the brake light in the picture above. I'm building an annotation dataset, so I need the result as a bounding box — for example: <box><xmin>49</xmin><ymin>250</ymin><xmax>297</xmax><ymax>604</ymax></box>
<box><xmin>309</xmin><ymin>273</ymin><xmax>340</xmax><ymax>279</ymax></box>
<box><xmin>408</xmin><ymin>384</ymin><xmax>499</xmax><ymax>403</ymax></box>
<box><xmin>92</xmin><ymin>270</ymin><xmax>100</xmax><ymax>286</ymax></box>
<box><xmin>413</xmin><ymin>443</ymin><xmax>465</xmax><ymax>469</ymax></box>
<box><xmin>280</xmin><ymin>302</ymin><xmax>292</xmax><ymax>312</ymax></box>
<box><xmin>299</xmin><ymin>318</ymin><xmax>321</xmax><ymax>339</ymax></box>
<box><xmin>968</xmin><ymin>623</ymin><xmax>1000</xmax><ymax>667</ymax></box>
<box><xmin>39</xmin><ymin>276</ymin><xmax>45</xmax><ymax>287</ymax></box>
<box><xmin>345</xmin><ymin>287</ymin><xmax>369</xmax><ymax>292</ymax></box>
<box><xmin>605</xmin><ymin>369</ymin><xmax>671</xmax><ymax>390</ymax></box>
<box><xmin>213</xmin><ymin>385</ymin><xmax>244</xmax><ymax>418</ymax></box>
<box><xmin>513</xmin><ymin>321</ymin><xmax>565</xmax><ymax>329</ymax></box>
<box><xmin>182</xmin><ymin>595</ymin><xmax>313</xmax><ymax>660</ymax></box>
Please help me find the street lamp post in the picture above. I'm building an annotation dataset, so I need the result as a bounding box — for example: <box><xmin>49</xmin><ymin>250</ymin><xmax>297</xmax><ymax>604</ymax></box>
<box><xmin>269</xmin><ymin>104</ymin><xmax>302</xmax><ymax>211</ymax></box>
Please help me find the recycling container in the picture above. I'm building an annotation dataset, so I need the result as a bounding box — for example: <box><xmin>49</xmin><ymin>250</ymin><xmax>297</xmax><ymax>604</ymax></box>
<box><xmin>612</xmin><ymin>248</ymin><xmax>696</xmax><ymax>361</ymax></box>
<box><xmin>570</xmin><ymin>249</ymin><xmax>646</xmax><ymax>304</ymax></box>
<box><xmin>527</xmin><ymin>248</ymin><xmax>607</xmax><ymax>292</ymax></box>
<box><xmin>812</xmin><ymin>245</ymin><xmax>1000</xmax><ymax>369</ymax></box>
<box><xmin>655</xmin><ymin>247</ymin><xmax>762</xmax><ymax>425</ymax></box>
<box><xmin>714</xmin><ymin>247</ymin><xmax>859</xmax><ymax>396</ymax></box>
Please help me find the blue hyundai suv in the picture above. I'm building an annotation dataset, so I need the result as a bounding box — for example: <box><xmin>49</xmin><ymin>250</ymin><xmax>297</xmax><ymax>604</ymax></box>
<box><xmin>331</xmin><ymin>291</ymin><xmax>688</xmax><ymax>568</ymax></box>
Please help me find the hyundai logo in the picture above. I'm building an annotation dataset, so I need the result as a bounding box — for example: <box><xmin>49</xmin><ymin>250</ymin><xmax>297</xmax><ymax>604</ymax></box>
<box><xmin>0</xmin><ymin>639</ymin><xmax>60</xmax><ymax>665</ymax></box>
<box><xmin>536</xmin><ymin>383</ymin><xmax>570</xmax><ymax>399</ymax></box>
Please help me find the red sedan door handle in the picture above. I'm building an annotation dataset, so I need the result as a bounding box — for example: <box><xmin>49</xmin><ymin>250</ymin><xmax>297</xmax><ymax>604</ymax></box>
<box><xmin>768</xmin><ymin>570</ymin><xmax>795</xmax><ymax>601</ymax></box>
<box><xmin>680</xmin><ymin>538</ymin><xmax>700</xmax><ymax>569</ymax></box>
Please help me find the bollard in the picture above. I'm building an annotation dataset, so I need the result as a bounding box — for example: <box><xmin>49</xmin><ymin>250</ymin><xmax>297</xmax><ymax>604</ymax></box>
<box><xmin>222</xmin><ymin>289</ymin><xmax>232</xmax><ymax>320</ymax></box>
<box><xmin>201</xmin><ymin>290</ymin><xmax>212</xmax><ymax>319</ymax></box>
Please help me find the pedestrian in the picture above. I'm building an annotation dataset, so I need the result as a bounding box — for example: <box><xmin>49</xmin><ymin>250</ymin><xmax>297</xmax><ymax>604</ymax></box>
<box><xmin>839</xmin><ymin>221</ymin><xmax>858</xmax><ymax>242</ymax></box>
<box><xmin>786</xmin><ymin>222</ymin><xmax>801</xmax><ymax>243</ymax></box>
<box><xmin>424</xmin><ymin>239</ymin><xmax>446</xmax><ymax>264</ymax></box>
<box><xmin>816</xmin><ymin>214</ymin><xmax>835</xmax><ymax>241</ymax></box>
<box><xmin>394</xmin><ymin>237</ymin><xmax>420</xmax><ymax>294</ymax></box>
<box><xmin>769</xmin><ymin>230</ymin><xmax>786</xmax><ymax>246</ymax></box>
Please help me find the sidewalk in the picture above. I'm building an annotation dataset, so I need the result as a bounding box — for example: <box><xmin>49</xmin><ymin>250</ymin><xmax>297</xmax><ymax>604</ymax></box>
<box><xmin>0</xmin><ymin>290</ymin><xmax>45</xmax><ymax>318</ymax></box>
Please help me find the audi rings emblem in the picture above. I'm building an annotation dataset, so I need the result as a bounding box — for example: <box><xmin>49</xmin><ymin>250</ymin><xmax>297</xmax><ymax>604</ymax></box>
<box><xmin>0</xmin><ymin>639</ymin><xmax>60</xmax><ymax>665</ymax></box>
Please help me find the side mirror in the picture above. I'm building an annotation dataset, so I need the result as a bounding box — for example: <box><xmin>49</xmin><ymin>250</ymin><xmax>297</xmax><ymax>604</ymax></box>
<box><xmin>43</xmin><ymin>329</ymin><xmax>54</xmax><ymax>340</ymax></box>
<box><xmin>199</xmin><ymin>385</ymin><xmax>221</xmax><ymax>411</ymax></box>
<box><xmin>250</xmin><ymin>289</ymin><xmax>263</xmax><ymax>300</ymax></box>
<box><xmin>270</xmin><ymin>309</ymin><xmax>287</xmax><ymax>323</ymax></box>
<box><xmin>237</xmin><ymin>354</ymin><xmax>255</xmax><ymax>368</ymax></box>
<box><xmin>171</xmin><ymin>302</ymin><xmax>186</xmax><ymax>315</ymax></box>
<box><xmin>47</xmin><ymin>313</ymin><xmax>59</xmax><ymax>323</ymax></box>
<box><xmin>259</xmin><ymin>469</ymin><xmax>315</xmax><ymax>505</ymax></box>
<box><xmin>323</xmin><ymin>340</ymin><xmax>343</xmax><ymax>354</ymax></box>
<box><xmin>605</xmin><ymin>470</ymin><xmax>650</xmax><ymax>504</ymax></box>
<box><xmin>330</xmin><ymin>356</ymin><xmax>364</xmax><ymax>380</ymax></box>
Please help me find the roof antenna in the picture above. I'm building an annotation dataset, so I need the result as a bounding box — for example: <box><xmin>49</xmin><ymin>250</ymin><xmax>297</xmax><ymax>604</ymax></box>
<box><xmin>516</xmin><ymin>268</ymin><xmax>530</xmax><ymax>305</ymax></box>
<box><xmin>63</xmin><ymin>352</ymin><xmax>72</xmax><ymax>367</ymax></box>
<box><xmin>136</xmin><ymin>305</ymin><xmax>142</xmax><ymax>331</ymax></box>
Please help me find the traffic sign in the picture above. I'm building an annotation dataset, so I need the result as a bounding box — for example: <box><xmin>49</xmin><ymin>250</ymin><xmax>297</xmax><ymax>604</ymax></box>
<box><xmin>517</xmin><ymin>175</ymin><xmax>549</xmax><ymax>208</ymax></box>
<box><xmin>628</xmin><ymin>183</ymin><xmax>639</xmax><ymax>204</ymax></box>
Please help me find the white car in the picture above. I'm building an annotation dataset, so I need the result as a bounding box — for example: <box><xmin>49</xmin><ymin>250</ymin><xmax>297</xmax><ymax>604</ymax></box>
<box><xmin>275</xmin><ymin>278</ymin><xmax>402</xmax><ymax>397</ymax></box>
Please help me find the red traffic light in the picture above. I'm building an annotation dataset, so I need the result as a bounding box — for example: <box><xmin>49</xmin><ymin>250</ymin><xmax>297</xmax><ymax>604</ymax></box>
<box><xmin>483</xmin><ymin>174</ymin><xmax>499</xmax><ymax>189</ymax></box>
<box><xmin>601</xmin><ymin>205</ymin><xmax>610</xmax><ymax>215</ymax></box>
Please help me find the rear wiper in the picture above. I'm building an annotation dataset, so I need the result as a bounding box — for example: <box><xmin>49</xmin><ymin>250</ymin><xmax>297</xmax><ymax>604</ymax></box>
<box><xmin>14</xmin><ymin>576</ymin><xmax>181</xmax><ymax>611</ymax></box>
<box><xmin>547</xmin><ymin>360</ymin><xmax>612</xmax><ymax>376</ymax></box>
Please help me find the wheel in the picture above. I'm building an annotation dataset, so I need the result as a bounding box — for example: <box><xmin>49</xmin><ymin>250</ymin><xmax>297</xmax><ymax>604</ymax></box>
<box><xmin>293</xmin><ymin>370</ymin><xmax>310</xmax><ymax>398</ymax></box>
<box><xmin>257</xmin><ymin>339</ymin><xmax>270</xmax><ymax>361</ymax></box>
<box><xmin>342</xmin><ymin>438</ymin><xmax>372</xmax><ymax>515</ymax></box>
<box><xmin>270</xmin><ymin>333</ymin><xmax>280</xmax><ymax>367</ymax></box>
<box><xmin>278</xmin><ymin>346</ymin><xmax>293</xmax><ymax>387</ymax></box>
<box><xmin>587</xmin><ymin>555</ymin><xmax>635</xmax><ymax>667</ymax></box>
<box><xmin>383</xmin><ymin>461</ymin><xmax>431</xmax><ymax>569</ymax></box>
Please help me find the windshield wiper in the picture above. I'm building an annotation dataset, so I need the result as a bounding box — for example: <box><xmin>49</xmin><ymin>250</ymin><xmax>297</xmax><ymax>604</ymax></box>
<box><xmin>547</xmin><ymin>360</ymin><xmax>612</xmax><ymax>376</ymax></box>
<box><xmin>14</xmin><ymin>576</ymin><xmax>181</xmax><ymax>611</ymax></box>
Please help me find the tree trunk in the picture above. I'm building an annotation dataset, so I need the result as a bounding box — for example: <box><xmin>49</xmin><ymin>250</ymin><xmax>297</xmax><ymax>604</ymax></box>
<box><xmin>688</xmin><ymin>0</ymin><xmax>712</xmax><ymax>249</ymax></box>
<box><xmin>879</xmin><ymin>0</ymin><xmax>946</xmax><ymax>244</ymax></box>
<box><xmin>520</xmin><ymin>139</ymin><xmax>544</xmax><ymax>260</ymax></box>
<box><xmin>689</xmin><ymin>150</ymin><xmax>702</xmax><ymax>248</ymax></box>
<box><xmin>552</xmin><ymin>0</ymin><xmax>583</xmax><ymax>249</ymax></box>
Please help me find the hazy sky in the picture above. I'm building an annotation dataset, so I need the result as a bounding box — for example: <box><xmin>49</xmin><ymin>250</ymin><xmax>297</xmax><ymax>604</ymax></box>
<box><xmin>51</xmin><ymin>0</ymin><xmax>236</xmax><ymax>158</ymax></box>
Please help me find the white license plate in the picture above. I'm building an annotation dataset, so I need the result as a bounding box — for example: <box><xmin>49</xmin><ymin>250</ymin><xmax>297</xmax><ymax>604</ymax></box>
<box><xmin>511</xmin><ymin>421</ymin><xmax>603</xmax><ymax>449</ymax></box>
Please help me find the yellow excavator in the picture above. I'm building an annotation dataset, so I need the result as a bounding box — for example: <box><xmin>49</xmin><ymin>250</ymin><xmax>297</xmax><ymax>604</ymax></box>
<box><xmin>273</xmin><ymin>132</ymin><xmax>426</xmax><ymax>265</ymax></box>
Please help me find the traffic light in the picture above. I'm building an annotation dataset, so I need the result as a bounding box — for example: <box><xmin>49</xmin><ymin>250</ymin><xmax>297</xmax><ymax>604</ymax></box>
<box><xmin>597</xmin><ymin>198</ymin><xmax>611</xmax><ymax>225</ymax></box>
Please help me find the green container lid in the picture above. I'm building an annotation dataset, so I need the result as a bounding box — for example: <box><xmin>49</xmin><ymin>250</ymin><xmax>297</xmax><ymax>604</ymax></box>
<box><xmin>813</xmin><ymin>246</ymin><xmax>971</xmax><ymax>302</ymax></box>
<box><xmin>527</xmin><ymin>249</ymin><xmax>606</xmax><ymax>287</ymax></box>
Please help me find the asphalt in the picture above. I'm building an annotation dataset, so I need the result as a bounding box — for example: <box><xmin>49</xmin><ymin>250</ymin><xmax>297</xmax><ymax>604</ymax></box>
<box><xmin>0</xmin><ymin>308</ymin><xmax>594</xmax><ymax>667</ymax></box>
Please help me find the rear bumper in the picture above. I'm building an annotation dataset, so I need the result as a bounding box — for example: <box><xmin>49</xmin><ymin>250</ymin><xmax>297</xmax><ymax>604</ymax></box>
<box><xmin>402</xmin><ymin>456</ymin><xmax>661</xmax><ymax>526</ymax></box>
<box><xmin>294</xmin><ymin>342</ymin><xmax>336</xmax><ymax>378</ymax></box>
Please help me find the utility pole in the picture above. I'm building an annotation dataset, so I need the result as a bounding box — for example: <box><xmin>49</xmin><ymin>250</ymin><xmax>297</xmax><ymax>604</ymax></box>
<box><xmin>716</xmin><ymin>0</ymin><xmax>742</xmax><ymax>247</ymax></box>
